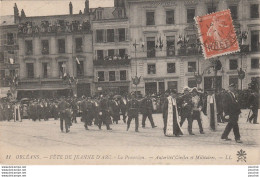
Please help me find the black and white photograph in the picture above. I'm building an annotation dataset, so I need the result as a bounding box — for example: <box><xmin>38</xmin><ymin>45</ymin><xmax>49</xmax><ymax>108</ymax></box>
<box><xmin>0</xmin><ymin>0</ymin><xmax>260</xmax><ymax>165</ymax></box>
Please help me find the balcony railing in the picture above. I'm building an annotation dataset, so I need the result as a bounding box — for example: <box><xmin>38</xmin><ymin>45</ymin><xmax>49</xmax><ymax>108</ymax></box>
<box><xmin>93</xmin><ymin>56</ymin><xmax>131</xmax><ymax>66</ymax></box>
<box><xmin>178</xmin><ymin>46</ymin><xmax>201</xmax><ymax>56</ymax></box>
<box><xmin>18</xmin><ymin>21</ymin><xmax>91</xmax><ymax>36</ymax></box>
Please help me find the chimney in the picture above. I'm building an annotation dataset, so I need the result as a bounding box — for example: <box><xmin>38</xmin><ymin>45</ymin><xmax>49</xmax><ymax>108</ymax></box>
<box><xmin>69</xmin><ymin>2</ymin><xmax>73</xmax><ymax>15</ymax></box>
<box><xmin>21</xmin><ymin>9</ymin><xmax>26</xmax><ymax>18</ymax></box>
<box><xmin>84</xmin><ymin>0</ymin><xmax>89</xmax><ymax>14</ymax></box>
<box><xmin>13</xmin><ymin>3</ymin><xmax>19</xmax><ymax>23</ymax></box>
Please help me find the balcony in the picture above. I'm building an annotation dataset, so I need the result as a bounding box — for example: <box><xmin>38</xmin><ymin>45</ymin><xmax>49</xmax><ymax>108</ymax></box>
<box><xmin>93</xmin><ymin>55</ymin><xmax>131</xmax><ymax>66</ymax></box>
<box><xmin>18</xmin><ymin>20</ymin><xmax>91</xmax><ymax>37</ymax></box>
<box><xmin>178</xmin><ymin>46</ymin><xmax>201</xmax><ymax>56</ymax></box>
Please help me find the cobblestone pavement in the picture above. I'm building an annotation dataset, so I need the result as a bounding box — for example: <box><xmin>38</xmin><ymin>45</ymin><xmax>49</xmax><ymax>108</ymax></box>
<box><xmin>0</xmin><ymin>109</ymin><xmax>259</xmax><ymax>153</ymax></box>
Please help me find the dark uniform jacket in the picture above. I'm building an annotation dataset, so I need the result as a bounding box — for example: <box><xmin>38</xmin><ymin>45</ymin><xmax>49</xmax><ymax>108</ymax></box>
<box><xmin>179</xmin><ymin>94</ymin><xmax>193</xmax><ymax>118</ymax></box>
<box><xmin>140</xmin><ymin>97</ymin><xmax>153</xmax><ymax>114</ymax></box>
<box><xmin>127</xmin><ymin>98</ymin><xmax>139</xmax><ymax>118</ymax></box>
<box><xmin>248</xmin><ymin>93</ymin><xmax>259</xmax><ymax>109</ymax></box>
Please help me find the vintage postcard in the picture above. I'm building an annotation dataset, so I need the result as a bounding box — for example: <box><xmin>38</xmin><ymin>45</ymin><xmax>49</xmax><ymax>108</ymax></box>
<box><xmin>0</xmin><ymin>0</ymin><xmax>259</xmax><ymax>165</ymax></box>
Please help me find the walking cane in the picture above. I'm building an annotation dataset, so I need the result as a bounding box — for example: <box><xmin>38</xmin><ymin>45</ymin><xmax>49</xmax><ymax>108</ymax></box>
<box><xmin>247</xmin><ymin>109</ymin><xmax>252</xmax><ymax>122</ymax></box>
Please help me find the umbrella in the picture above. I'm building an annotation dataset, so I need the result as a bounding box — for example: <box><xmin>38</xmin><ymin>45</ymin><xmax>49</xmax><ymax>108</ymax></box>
<box><xmin>113</xmin><ymin>95</ymin><xmax>122</xmax><ymax>99</ymax></box>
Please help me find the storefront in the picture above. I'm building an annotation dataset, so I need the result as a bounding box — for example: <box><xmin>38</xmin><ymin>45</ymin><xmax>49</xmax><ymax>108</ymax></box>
<box><xmin>94</xmin><ymin>81</ymin><xmax>130</xmax><ymax>96</ymax></box>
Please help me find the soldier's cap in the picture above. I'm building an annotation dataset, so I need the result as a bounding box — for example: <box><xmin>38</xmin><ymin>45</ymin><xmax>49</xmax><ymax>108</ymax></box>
<box><xmin>229</xmin><ymin>83</ymin><xmax>236</xmax><ymax>87</ymax></box>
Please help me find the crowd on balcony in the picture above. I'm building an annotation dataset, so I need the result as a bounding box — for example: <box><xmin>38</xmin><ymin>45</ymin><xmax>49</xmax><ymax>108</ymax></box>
<box><xmin>18</xmin><ymin>20</ymin><xmax>91</xmax><ymax>35</ymax></box>
<box><xmin>97</xmin><ymin>54</ymin><xmax>131</xmax><ymax>61</ymax></box>
<box><xmin>177</xmin><ymin>35</ymin><xmax>202</xmax><ymax>55</ymax></box>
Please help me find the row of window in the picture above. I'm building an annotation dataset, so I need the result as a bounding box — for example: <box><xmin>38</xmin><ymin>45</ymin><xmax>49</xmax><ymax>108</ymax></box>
<box><xmin>147</xmin><ymin>58</ymin><xmax>260</xmax><ymax>75</ymax></box>
<box><xmin>24</xmin><ymin>37</ymin><xmax>83</xmax><ymax>55</ymax></box>
<box><xmin>96</xmin><ymin>28</ymin><xmax>128</xmax><ymax>43</ymax></box>
<box><xmin>146</xmin><ymin>4</ymin><xmax>259</xmax><ymax>26</ymax></box>
<box><xmin>19</xmin><ymin>57</ymin><xmax>260</xmax><ymax>79</ymax></box>
<box><xmin>97</xmin><ymin>70</ymin><xmax>127</xmax><ymax>82</ymax></box>
<box><xmin>25</xmin><ymin>61</ymin><xmax>84</xmax><ymax>79</ymax></box>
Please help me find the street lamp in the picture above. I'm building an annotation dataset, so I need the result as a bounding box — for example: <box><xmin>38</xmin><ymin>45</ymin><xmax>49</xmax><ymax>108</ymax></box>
<box><xmin>236</xmin><ymin>30</ymin><xmax>248</xmax><ymax>90</ymax></box>
<box><xmin>132</xmin><ymin>39</ymin><xmax>141</xmax><ymax>97</ymax></box>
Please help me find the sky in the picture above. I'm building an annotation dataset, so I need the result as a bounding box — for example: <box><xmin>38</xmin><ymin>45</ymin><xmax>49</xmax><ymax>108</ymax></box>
<box><xmin>0</xmin><ymin>0</ymin><xmax>114</xmax><ymax>17</ymax></box>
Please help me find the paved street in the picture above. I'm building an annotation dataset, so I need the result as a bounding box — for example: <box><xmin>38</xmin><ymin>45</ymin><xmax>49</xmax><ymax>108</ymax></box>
<box><xmin>0</xmin><ymin>109</ymin><xmax>259</xmax><ymax>149</ymax></box>
<box><xmin>0</xmin><ymin>109</ymin><xmax>259</xmax><ymax>164</ymax></box>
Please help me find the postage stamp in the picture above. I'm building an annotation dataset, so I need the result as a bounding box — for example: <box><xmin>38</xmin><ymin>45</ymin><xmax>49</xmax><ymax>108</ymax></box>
<box><xmin>195</xmin><ymin>9</ymin><xmax>240</xmax><ymax>59</ymax></box>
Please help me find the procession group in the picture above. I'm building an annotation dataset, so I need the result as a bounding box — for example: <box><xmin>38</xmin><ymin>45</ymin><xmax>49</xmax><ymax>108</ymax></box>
<box><xmin>0</xmin><ymin>83</ymin><xmax>259</xmax><ymax>143</ymax></box>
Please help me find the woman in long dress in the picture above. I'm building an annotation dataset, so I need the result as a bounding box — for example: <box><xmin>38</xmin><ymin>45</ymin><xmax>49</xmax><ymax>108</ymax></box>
<box><xmin>163</xmin><ymin>90</ymin><xmax>183</xmax><ymax>137</ymax></box>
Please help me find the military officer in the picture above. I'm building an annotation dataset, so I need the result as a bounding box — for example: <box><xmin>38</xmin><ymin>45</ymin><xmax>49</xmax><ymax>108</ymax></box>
<box><xmin>141</xmin><ymin>94</ymin><xmax>157</xmax><ymax>128</ymax></box>
<box><xmin>58</xmin><ymin>97</ymin><xmax>71</xmax><ymax>133</ymax></box>
<box><xmin>127</xmin><ymin>93</ymin><xmax>140</xmax><ymax>132</ymax></box>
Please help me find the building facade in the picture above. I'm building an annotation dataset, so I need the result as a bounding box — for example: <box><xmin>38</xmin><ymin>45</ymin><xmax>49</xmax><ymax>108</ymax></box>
<box><xmin>92</xmin><ymin>1</ymin><xmax>131</xmax><ymax>96</ymax></box>
<box><xmin>16</xmin><ymin>1</ymin><xmax>94</xmax><ymax>98</ymax></box>
<box><xmin>126</xmin><ymin>0</ymin><xmax>260</xmax><ymax>95</ymax></box>
<box><xmin>0</xmin><ymin>0</ymin><xmax>259</xmax><ymax>98</ymax></box>
<box><xmin>0</xmin><ymin>14</ymin><xmax>19</xmax><ymax>98</ymax></box>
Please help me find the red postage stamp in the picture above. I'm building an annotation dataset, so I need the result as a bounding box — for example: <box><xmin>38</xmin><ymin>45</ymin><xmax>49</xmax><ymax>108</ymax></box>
<box><xmin>195</xmin><ymin>9</ymin><xmax>240</xmax><ymax>59</ymax></box>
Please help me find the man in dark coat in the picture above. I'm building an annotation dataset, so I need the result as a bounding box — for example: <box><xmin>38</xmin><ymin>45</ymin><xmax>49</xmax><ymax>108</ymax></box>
<box><xmin>127</xmin><ymin>93</ymin><xmax>139</xmax><ymax>132</ymax></box>
<box><xmin>179</xmin><ymin>87</ymin><xmax>194</xmax><ymax>135</ymax></box>
<box><xmin>141</xmin><ymin>95</ymin><xmax>157</xmax><ymax>128</ymax></box>
<box><xmin>81</xmin><ymin>98</ymin><xmax>93</xmax><ymax>130</ymax></box>
<box><xmin>98</xmin><ymin>95</ymin><xmax>112</xmax><ymax>130</ymax></box>
<box><xmin>58</xmin><ymin>97</ymin><xmax>71</xmax><ymax>133</ymax></box>
<box><xmin>221</xmin><ymin>84</ymin><xmax>242</xmax><ymax>143</ymax></box>
<box><xmin>248</xmin><ymin>89</ymin><xmax>259</xmax><ymax>124</ymax></box>
<box><xmin>71</xmin><ymin>97</ymin><xmax>78</xmax><ymax>123</ymax></box>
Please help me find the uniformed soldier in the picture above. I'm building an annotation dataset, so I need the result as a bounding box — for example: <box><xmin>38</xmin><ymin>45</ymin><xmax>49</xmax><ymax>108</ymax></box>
<box><xmin>248</xmin><ymin>89</ymin><xmax>259</xmax><ymax>124</ymax></box>
<box><xmin>81</xmin><ymin>98</ymin><xmax>93</xmax><ymax>130</ymax></box>
<box><xmin>71</xmin><ymin>97</ymin><xmax>78</xmax><ymax>123</ymax></box>
<box><xmin>5</xmin><ymin>101</ymin><xmax>13</xmax><ymax>121</ymax></box>
<box><xmin>127</xmin><ymin>93</ymin><xmax>139</xmax><ymax>132</ymax></box>
<box><xmin>58</xmin><ymin>97</ymin><xmax>71</xmax><ymax>133</ymax></box>
<box><xmin>141</xmin><ymin>95</ymin><xmax>157</xmax><ymax>128</ymax></box>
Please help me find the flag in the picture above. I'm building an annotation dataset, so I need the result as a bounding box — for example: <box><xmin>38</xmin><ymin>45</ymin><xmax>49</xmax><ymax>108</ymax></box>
<box><xmin>177</xmin><ymin>35</ymin><xmax>182</xmax><ymax>45</ymax></box>
<box><xmin>76</xmin><ymin>57</ymin><xmax>80</xmax><ymax>65</ymax></box>
<box><xmin>9</xmin><ymin>58</ymin><xmax>14</xmax><ymax>64</ymax></box>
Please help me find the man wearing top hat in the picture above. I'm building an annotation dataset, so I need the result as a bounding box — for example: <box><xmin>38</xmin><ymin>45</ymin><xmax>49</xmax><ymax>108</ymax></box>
<box><xmin>179</xmin><ymin>86</ymin><xmax>194</xmax><ymax>135</ymax></box>
<box><xmin>221</xmin><ymin>83</ymin><xmax>242</xmax><ymax>143</ymax></box>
